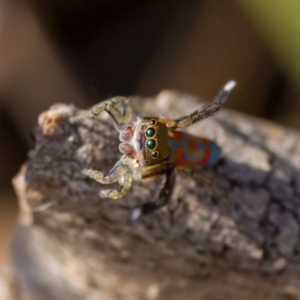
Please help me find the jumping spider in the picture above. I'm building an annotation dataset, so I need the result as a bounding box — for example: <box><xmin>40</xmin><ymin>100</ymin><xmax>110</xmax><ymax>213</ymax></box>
<box><xmin>72</xmin><ymin>81</ymin><xmax>236</xmax><ymax>218</ymax></box>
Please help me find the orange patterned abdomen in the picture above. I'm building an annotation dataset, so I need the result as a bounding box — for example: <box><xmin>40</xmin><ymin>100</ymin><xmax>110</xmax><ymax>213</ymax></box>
<box><xmin>171</xmin><ymin>131</ymin><xmax>220</xmax><ymax>167</ymax></box>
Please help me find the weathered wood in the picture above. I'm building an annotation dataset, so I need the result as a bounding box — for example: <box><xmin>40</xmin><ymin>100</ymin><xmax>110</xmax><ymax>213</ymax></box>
<box><xmin>12</xmin><ymin>90</ymin><xmax>300</xmax><ymax>300</ymax></box>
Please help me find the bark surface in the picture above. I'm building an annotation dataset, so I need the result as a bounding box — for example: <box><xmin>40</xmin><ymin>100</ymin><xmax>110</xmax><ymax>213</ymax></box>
<box><xmin>11</xmin><ymin>90</ymin><xmax>300</xmax><ymax>300</ymax></box>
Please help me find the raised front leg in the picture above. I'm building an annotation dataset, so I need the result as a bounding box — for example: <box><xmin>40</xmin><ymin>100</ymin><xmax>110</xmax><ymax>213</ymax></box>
<box><xmin>71</xmin><ymin>96</ymin><xmax>133</xmax><ymax>129</ymax></box>
<box><xmin>159</xmin><ymin>80</ymin><xmax>236</xmax><ymax>129</ymax></box>
<box><xmin>83</xmin><ymin>158</ymin><xmax>133</xmax><ymax>200</ymax></box>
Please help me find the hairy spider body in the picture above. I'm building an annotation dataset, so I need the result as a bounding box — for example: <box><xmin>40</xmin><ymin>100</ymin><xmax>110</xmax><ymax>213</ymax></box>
<box><xmin>118</xmin><ymin>117</ymin><xmax>170</xmax><ymax>166</ymax></box>
<box><xmin>72</xmin><ymin>81</ymin><xmax>236</xmax><ymax>216</ymax></box>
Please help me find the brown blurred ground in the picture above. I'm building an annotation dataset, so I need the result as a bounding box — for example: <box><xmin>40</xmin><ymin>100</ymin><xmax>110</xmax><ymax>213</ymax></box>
<box><xmin>0</xmin><ymin>192</ymin><xmax>17</xmax><ymax>265</ymax></box>
<box><xmin>1</xmin><ymin>0</ymin><xmax>300</xmax><ymax>264</ymax></box>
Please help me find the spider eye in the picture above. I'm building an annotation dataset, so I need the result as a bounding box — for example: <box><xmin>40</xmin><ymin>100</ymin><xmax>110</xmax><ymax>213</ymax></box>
<box><xmin>146</xmin><ymin>127</ymin><xmax>156</xmax><ymax>137</ymax></box>
<box><xmin>151</xmin><ymin>151</ymin><xmax>158</xmax><ymax>158</ymax></box>
<box><xmin>147</xmin><ymin>139</ymin><xmax>157</xmax><ymax>149</ymax></box>
<box><xmin>149</xmin><ymin>119</ymin><xmax>157</xmax><ymax>126</ymax></box>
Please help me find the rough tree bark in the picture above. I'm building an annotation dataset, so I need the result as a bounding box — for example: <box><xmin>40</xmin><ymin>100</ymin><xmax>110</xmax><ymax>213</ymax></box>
<box><xmin>6</xmin><ymin>90</ymin><xmax>300</xmax><ymax>300</ymax></box>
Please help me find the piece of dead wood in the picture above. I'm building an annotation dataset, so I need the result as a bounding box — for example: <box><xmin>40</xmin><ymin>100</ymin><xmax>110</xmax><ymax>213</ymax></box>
<box><xmin>11</xmin><ymin>90</ymin><xmax>300</xmax><ymax>300</ymax></box>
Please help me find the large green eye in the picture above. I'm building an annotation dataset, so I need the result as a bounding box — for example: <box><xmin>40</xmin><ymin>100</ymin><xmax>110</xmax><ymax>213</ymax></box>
<box><xmin>149</xmin><ymin>119</ymin><xmax>156</xmax><ymax>126</ymax></box>
<box><xmin>151</xmin><ymin>151</ymin><xmax>158</xmax><ymax>158</ymax></box>
<box><xmin>146</xmin><ymin>128</ymin><xmax>156</xmax><ymax>137</ymax></box>
<box><xmin>147</xmin><ymin>139</ymin><xmax>157</xmax><ymax>149</ymax></box>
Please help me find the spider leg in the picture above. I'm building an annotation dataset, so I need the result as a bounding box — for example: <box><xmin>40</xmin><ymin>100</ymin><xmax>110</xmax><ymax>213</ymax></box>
<box><xmin>83</xmin><ymin>158</ymin><xmax>133</xmax><ymax>200</ymax></box>
<box><xmin>71</xmin><ymin>96</ymin><xmax>133</xmax><ymax>129</ymax></box>
<box><xmin>131</xmin><ymin>163</ymin><xmax>176</xmax><ymax>219</ymax></box>
<box><xmin>159</xmin><ymin>80</ymin><xmax>236</xmax><ymax>129</ymax></box>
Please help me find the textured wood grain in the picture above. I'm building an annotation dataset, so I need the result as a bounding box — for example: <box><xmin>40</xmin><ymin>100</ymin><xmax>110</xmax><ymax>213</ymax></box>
<box><xmin>11</xmin><ymin>90</ymin><xmax>300</xmax><ymax>300</ymax></box>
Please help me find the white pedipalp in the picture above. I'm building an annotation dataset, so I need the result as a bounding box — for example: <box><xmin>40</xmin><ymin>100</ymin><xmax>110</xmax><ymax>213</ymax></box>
<box><xmin>131</xmin><ymin>117</ymin><xmax>145</xmax><ymax>165</ymax></box>
<box><xmin>124</xmin><ymin>158</ymin><xmax>141</xmax><ymax>180</ymax></box>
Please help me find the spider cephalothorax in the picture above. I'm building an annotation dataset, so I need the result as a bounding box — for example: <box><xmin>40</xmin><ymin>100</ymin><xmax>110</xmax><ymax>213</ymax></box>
<box><xmin>119</xmin><ymin>118</ymin><xmax>170</xmax><ymax>166</ymax></box>
<box><xmin>72</xmin><ymin>81</ymin><xmax>236</xmax><ymax>216</ymax></box>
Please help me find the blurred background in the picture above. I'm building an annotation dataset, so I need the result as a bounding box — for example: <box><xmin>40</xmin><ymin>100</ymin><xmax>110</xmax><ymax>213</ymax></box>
<box><xmin>1</xmin><ymin>0</ymin><xmax>300</xmax><ymax>265</ymax></box>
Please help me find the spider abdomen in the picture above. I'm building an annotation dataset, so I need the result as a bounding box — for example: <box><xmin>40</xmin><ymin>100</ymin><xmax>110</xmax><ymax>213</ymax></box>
<box><xmin>171</xmin><ymin>131</ymin><xmax>220</xmax><ymax>167</ymax></box>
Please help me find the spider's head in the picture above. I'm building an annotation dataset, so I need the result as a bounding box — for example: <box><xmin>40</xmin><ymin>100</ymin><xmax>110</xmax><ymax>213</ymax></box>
<box><xmin>118</xmin><ymin>118</ymin><xmax>170</xmax><ymax>166</ymax></box>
